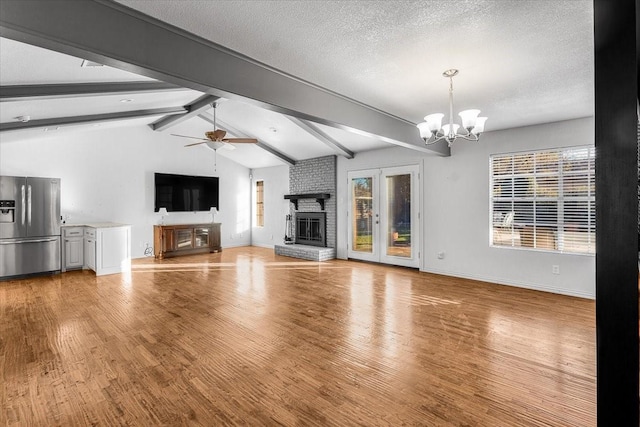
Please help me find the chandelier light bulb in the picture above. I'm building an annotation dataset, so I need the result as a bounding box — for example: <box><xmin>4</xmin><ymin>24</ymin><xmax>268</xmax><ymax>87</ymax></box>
<box><xmin>424</xmin><ymin>113</ymin><xmax>444</xmax><ymax>132</ymax></box>
<box><xmin>442</xmin><ymin>124</ymin><xmax>460</xmax><ymax>137</ymax></box>
<box><xmin>416</xmin><ymin>69</ymin><xmax>487</xmax><ymax>147</ymax></box>
<box><xmin>416</xmin><ymin>122</ymin><xmax>432</xmax><ymax>140</ymax></box>
<box><xmin>471</xmin><ymin>117</ymin><xmax>488</xmax><ymax>134</ymax></box>
<box><xmin>458</xmin><ymin>109</ymin><xmax>481</xmax><ymax>130</ymax></box>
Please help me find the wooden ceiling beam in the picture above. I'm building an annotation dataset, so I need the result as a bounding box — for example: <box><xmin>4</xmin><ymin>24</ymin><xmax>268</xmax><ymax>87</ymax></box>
<box><xmin>0</xmin><ymin>0</ymin><xmax>448</xmax><ymax>156</ymax></box>
<box><xmin>0</xmin><ymin>81</ymin><xmax>182</xmax><ymax>102</ymax></box>
<box><xmin>0</xmin><ymin>106</ymin><xmax>186</xmax><ymax>132</ymax></box>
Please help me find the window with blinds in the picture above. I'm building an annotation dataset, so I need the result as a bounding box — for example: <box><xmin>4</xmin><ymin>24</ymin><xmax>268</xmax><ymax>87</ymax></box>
<box><xmin>490</xmin><ymin>146</ymin><xmax>595</xmax><ymax>254</ymax></box>
<box><xmin>255</xmin><ymin>180</ymin><xmax>264</xmax><ymax>227</ymax></box>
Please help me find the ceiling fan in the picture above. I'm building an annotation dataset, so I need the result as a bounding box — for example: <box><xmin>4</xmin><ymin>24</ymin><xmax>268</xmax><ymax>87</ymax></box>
<box><xmin>171</xmin><ymin>103</ymin><xmax>258</xmax><ymax>148</ymax></box>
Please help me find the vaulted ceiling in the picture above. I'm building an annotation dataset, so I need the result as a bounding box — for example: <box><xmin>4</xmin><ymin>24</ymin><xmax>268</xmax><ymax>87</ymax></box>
<box><xmin>0</xmin><ymin>0</ymin><xmax>594</xmax><ymax>168</ymax></box>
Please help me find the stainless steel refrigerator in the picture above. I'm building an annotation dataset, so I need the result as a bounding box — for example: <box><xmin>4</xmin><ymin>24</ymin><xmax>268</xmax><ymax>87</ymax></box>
<box><xmin>0</xmin><ymin>176</ymin><xmax>61</xmax><ymax>278</ymax></box>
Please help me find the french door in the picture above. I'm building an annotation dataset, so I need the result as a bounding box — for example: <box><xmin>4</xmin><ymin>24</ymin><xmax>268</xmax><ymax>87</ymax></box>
<box><xmin>347</xmin><ymin>165</ymin><xmax>419</xmax><ymax>268</ymax></box>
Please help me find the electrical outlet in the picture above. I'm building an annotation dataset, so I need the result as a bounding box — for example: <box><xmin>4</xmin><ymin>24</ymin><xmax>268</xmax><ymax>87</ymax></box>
<box><xmin>552</xmin><ymin>265</ymin><xmax>560</xmax><ymax>275</ymax></box>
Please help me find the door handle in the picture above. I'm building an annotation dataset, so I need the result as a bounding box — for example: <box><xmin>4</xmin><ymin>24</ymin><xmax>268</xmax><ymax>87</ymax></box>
<box><xmin>0</xmin><ymin>237</ymin><xmax>58</xmax><ymax>244</ymax></box>
<box><xmin>21</xmin><ymin>185</ymin><xmax>26</xmax><ymax>225</ymax></box>
<box><xmin>27</xmin><ymin>185</ymin><xmax>32</xmax><ymax>226</ymax></box>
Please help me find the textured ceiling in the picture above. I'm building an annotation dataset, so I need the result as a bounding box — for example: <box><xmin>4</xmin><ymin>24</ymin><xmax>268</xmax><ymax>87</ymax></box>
<box><xmin>0</xmin><ymin>38</ymin><xmax>155</xmax><ymax>85</ymax></box>
<box><xmin>115</xmin><ymin>0</ymin><xmax>595</xmax><ymax>131</ymax></box>
<box><xmin>1</xmin><ymin>1</ymin><xmax>595</xmax><ymax>169</ymax></box>
<box><xmin>0</xmin><ymin>35</ymin><xmax>390</xmax><ymax>168</ymax></box>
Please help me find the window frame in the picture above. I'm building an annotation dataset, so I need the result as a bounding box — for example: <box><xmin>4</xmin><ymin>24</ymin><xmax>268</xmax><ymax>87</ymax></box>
<box><xmin>255</xmin><ymin>180</ymin><xmax>264</xmax><ymax>228</ymax></box>
<box><xmin>489</xmin><ymin>145</ymin><xmax>595</xmax><ymax>255</ymax></box>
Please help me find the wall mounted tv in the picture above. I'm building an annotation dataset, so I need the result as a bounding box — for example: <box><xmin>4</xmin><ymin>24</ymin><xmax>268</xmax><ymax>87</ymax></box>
<box><xmin>154</xmin><ymin>172</ymin><xmax>219</xmax><ymax>212</ymax></box>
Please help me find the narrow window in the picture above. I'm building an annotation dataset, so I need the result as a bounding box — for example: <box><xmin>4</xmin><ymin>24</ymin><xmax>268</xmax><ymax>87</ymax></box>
<box><xmin>255</xmin><ymin>180</ymin><xmax>264</xmax><ymax>227</ymax></box>
<box><xmin>490</xmin><ymin>146</ymin><xmax>595</xmax><ymax>254</ymax></box>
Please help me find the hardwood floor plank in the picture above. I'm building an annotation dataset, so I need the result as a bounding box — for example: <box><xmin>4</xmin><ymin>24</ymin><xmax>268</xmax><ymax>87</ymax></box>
<box><xmin>1</xmin><ymin>246</ymin><xmax>596</xmax><ymax>426</ymax></box>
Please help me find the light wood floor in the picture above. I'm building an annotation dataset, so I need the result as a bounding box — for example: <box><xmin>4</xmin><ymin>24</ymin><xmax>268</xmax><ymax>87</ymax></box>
<box><xmin>1</xmin><ymin>246</ymin><xmax>596</xmax><ymax>426</ymax></box>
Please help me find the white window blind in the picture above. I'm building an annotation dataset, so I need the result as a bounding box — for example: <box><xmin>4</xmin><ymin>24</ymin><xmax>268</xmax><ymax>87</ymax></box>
<box><xmin>490</xmin><ymin>146</ymin><xmax>595</xmax><ymax>254</ymax></box>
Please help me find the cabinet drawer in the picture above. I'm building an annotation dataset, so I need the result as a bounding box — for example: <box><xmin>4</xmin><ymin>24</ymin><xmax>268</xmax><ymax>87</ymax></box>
<box><xmin>85</xmin><ymin>228</ymin><xmax>96</xmax><ymax>238</ymax></box>
<box><xmin>63</xmin><ymin>227</ymin><xmax>84</xmax><ymax>237</ymax></box>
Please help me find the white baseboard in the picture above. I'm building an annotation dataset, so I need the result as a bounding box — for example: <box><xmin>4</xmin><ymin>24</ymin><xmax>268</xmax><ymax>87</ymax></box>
<box><xmin>421</xmin><ymin>267</ymin><xmax>595</xmax><ymax>299</ymax></box>
<box><xmin>251</xmin><ymin>243</ymin><xmax>275</xmax><ymax>249</ymax></box>
<box><xmin>223</xmin><ymin>242</ymin><xmax>251</xmax><ymax>249</ymax></box>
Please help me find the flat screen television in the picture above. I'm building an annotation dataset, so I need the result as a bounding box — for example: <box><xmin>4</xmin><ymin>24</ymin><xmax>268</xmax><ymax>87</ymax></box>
<box><xmin>154</xmin><ymin>172</ymin><xmax>219</xmax><ymax>212</ymax></box>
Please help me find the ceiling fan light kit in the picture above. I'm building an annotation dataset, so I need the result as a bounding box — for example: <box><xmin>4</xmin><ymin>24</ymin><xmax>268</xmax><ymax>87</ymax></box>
<box><xmin>416</xmin><ymin>69</ymin><xmax>488</xmax><ymax>147</ymax></box>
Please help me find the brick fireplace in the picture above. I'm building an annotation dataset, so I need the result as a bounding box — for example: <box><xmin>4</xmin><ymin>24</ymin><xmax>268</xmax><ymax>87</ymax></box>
<box><xmin>274</xmin><ymin>156</ymin><xmax>337</xmax><ymax>261</ymax></box>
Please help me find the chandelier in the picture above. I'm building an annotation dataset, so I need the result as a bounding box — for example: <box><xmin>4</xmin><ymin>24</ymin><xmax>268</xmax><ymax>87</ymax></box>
<box><xmin>416</xmin><ymin>69</ymin><xmax>487</xmax><ymax>147</ymax></box>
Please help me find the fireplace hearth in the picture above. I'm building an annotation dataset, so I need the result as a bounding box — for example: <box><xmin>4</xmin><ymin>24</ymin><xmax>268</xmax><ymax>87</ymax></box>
<box><xmin>295</xmin><ymin>212</ymin><xmax>326</xmax><ymax>247</ymax></box>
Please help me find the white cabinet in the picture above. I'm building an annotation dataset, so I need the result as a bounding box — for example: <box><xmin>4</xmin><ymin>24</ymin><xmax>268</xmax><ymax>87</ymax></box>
<box><xmin>93</xmin><ymin>225</ymin><xmax>130</xmax><ymax>276</ymax></box>
<box><xmin>62</xmin><ymin>227</ymin><xmax>84</xmax><ymax>271</ymax></box>
<box><xmin>84</xmin><ymin>228</ymin><xmax>96</xmax><ymax>271</ymax></box>
<box><xmin>61</xmin><ymin>223</ymin><xmax>130</xmax><ymax>276</ymax></box>
<box><xmin>65</xmin><ymin>239</ymin><xmax>84</xmax><ymax>269</ymax></box>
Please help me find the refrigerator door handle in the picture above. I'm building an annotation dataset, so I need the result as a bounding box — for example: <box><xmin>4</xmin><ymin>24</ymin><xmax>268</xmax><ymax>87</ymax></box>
<box><xmin>0</xmin><ymin>237</ymin><xmax>59</xmax><ymax>245</ymax></box>
<box><xmin>21</xmin><ymin>185</ymin><xmax>26</xmax><ymax>225</ymax></box>
<box><xmin>27</xmin><ymin>185</ymin><xmax>32</xmax><ymax>226</ymax></box>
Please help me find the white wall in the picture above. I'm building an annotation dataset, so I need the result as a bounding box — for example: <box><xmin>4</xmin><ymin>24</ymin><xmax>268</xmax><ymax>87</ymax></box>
<box><xmin>0</xmin><ymin>124</ymin><xmax>252</xmax><ymax>258</ymax></box>
<box><xmin>338</xmin><ymin>117</ymin><xmax>595</xmax><ymax>298</ymax></box>
<box><xmin>1</xmin><ymin>116</ymin><xmax>595</xmax><ymax>296</ymax></box>
<box><xmin>250</xmin><ymin>165</ymin><xmax>290</xmax><ymax>248</ymax></box>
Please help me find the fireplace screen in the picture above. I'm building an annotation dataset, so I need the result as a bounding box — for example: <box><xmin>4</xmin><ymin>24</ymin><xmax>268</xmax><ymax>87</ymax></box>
<box><xmin>295</xmin><ymin>212</ymin><xmax>326</xmax><ymax>247</ymax></box>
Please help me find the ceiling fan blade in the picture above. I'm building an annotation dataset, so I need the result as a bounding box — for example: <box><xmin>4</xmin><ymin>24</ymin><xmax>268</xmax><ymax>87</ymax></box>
<box><xmin>171</xmin><ymin>133</ymin><xmax>208</xmax><ymax>141</ymax></box>
<box><xmin>184</xmin><ymin>141</ymin><xmax>208</xmax><ymax>147</ymax></box>
<box><xmin>222</xmin><ymin>138</ymin><xmax>258</xmax><ymax>143</ymax></box>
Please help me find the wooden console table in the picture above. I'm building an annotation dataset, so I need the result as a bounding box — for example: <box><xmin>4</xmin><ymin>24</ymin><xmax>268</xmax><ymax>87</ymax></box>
<box><xmin>153</xmin><ymin>223</ymin><xmax>221</xmax><ymax>259</ymax></box>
